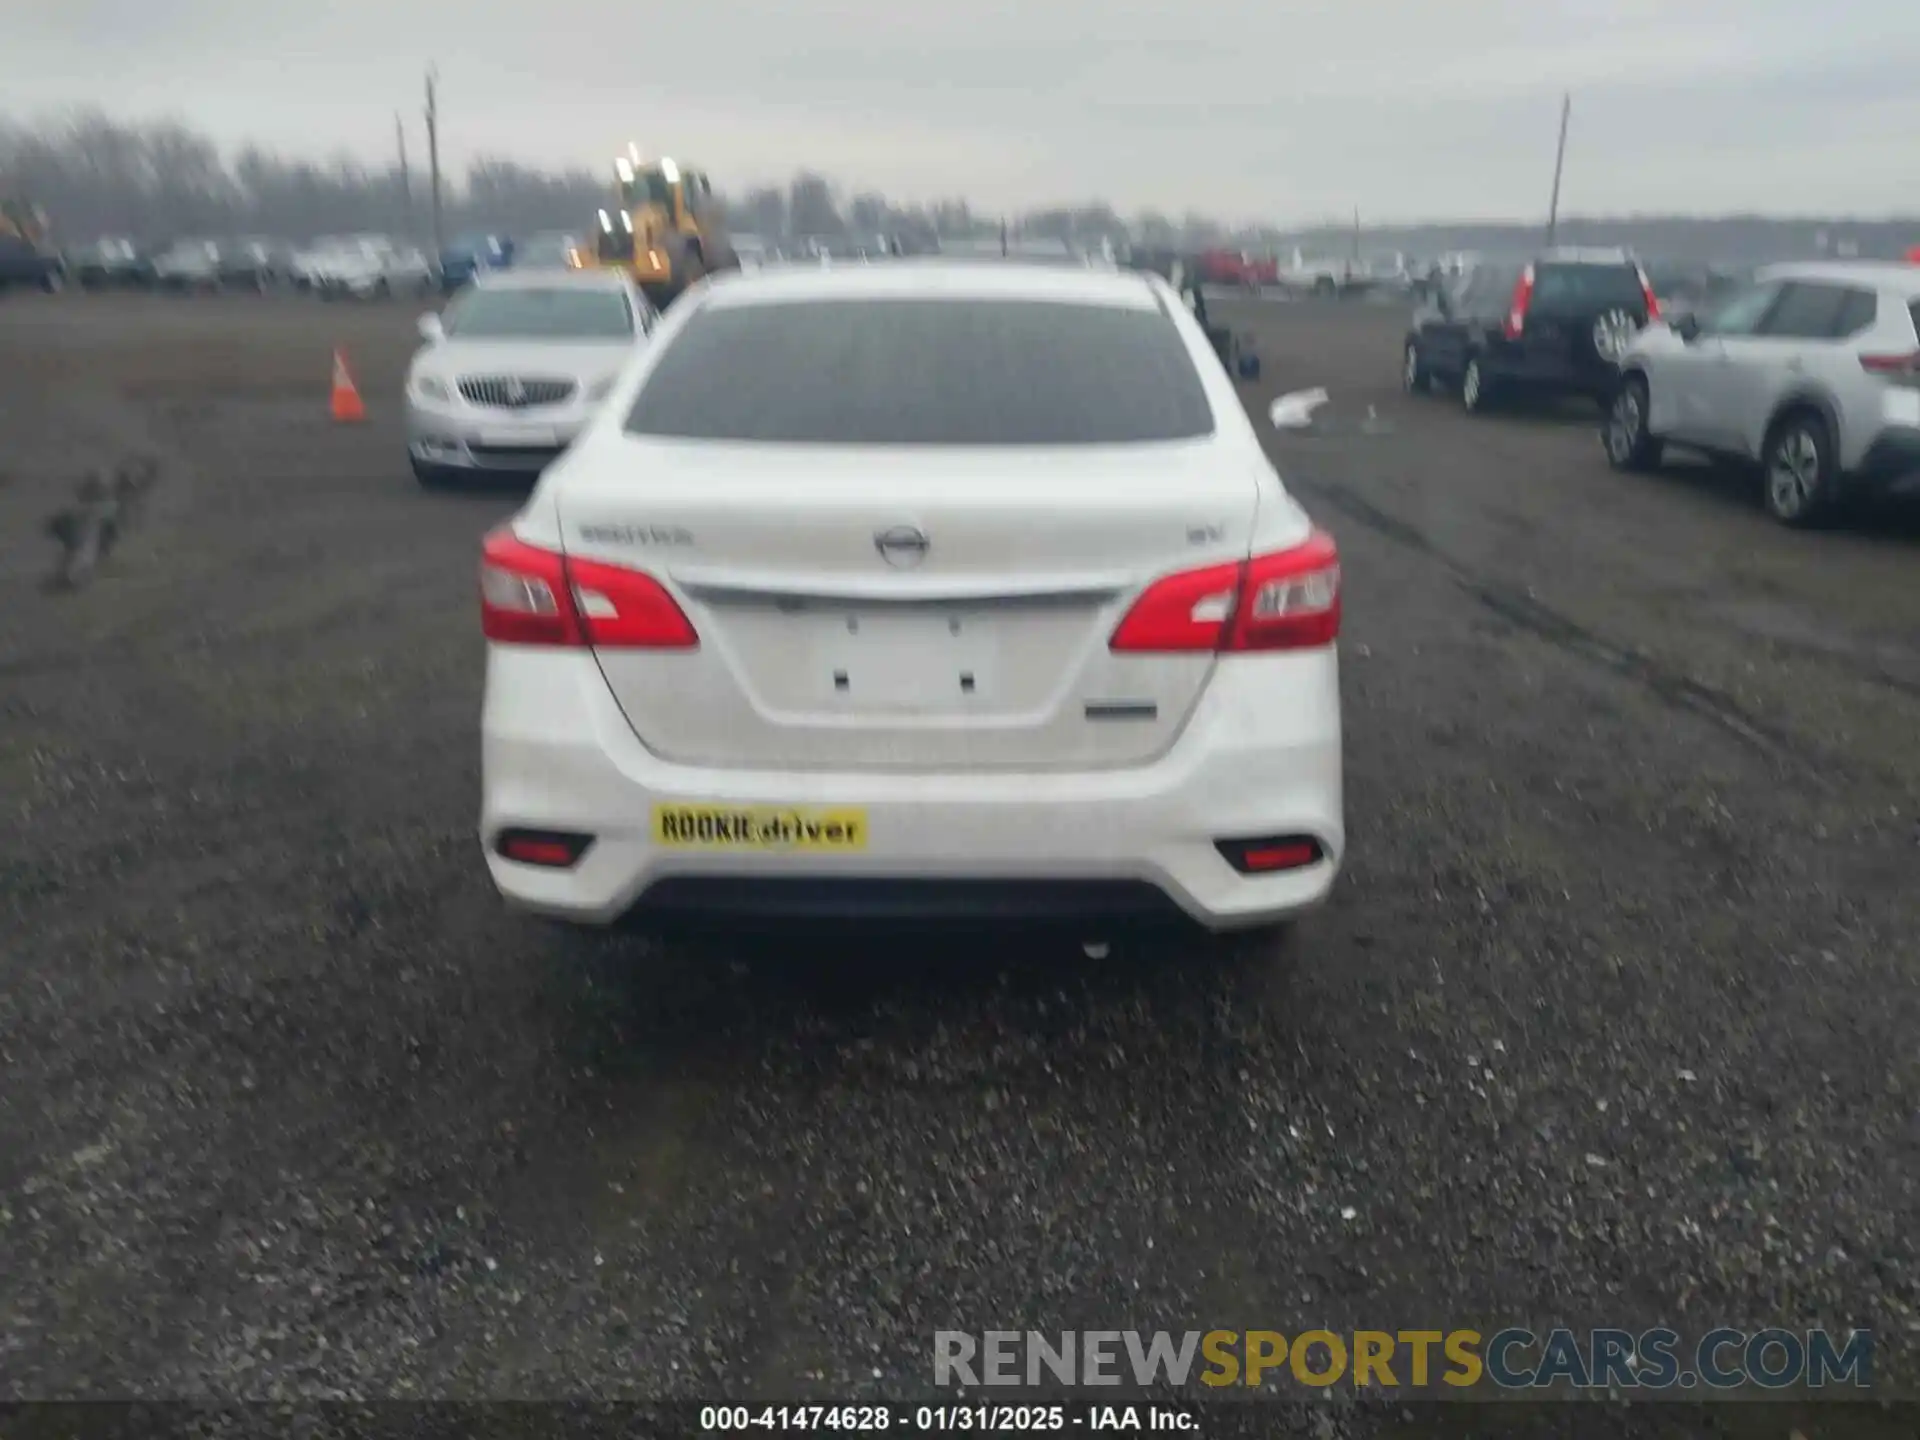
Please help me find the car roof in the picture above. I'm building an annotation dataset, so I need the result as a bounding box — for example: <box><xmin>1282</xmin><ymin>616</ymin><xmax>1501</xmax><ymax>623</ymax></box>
<box><xmin>472</xmin><ymin>267</ymin><xmax>631</xmax><ymax>293</ymax></box>
<box><xmin>700</xmin><ymin>258</ymin><xmax>1164</xmax><ymax>311</ymax></box>
<box><xmin>1532</xmin><ymin>246</ymin><xmax>1636</xmax><ymax>266</ymax></box>
<box><xmin>1756</xmin><ymin>260</ymin><xmax>1920</xmax><ymax>294</ymax></box>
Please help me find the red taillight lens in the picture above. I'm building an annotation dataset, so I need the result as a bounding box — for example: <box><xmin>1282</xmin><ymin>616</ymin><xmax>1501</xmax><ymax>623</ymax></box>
<box><xmin>1502</xmin><ymin>264</ymin><xmax>1535</xmax><ymax>339</ymax></box>
<box><xmin>1108</xmin><ymin>557</ymin><xmax>1241</xmax><ymax>652</ymax></box>
<box><xmin>1636</xmin><ymin>265</ymin><xmax>1661</xmax><ymax>321</ymax></box>
<box><xmin>565</xmin><ymin>555</ymin><xmax>698</xmax><ymax>648</ymax></box>
<box><xmin>1229</xmin><ymin>531</ymin><xmax>1342</xmax><ymax>650</ymax></box>
<box><xmin>1860</xmin><ymin>351</ymin><xmax>1920</xmax><ymax>375</ymax></box>
<box><xmin>1109</xmin><ymin>531</ymin><xmax>1341</xmax><ymax>654</ymax></box>
<box><xmin>1216</xmin><ymin>835</ymin><xmax>1325</xmax><ymax>874</ymax></box>
<box><xmin>494</xmin><ymin>828</ymin><xmax>594</xmax><ymax>867</ymax></box>
<box><xmin>480</xmin><ymin>529</ymin><xmax>583</xmax><ymax>646</ymax></box>
<box><xmin>479</xmin><ymin>527</ymin><xmax>698</xmax><ymax>649</ymax></box>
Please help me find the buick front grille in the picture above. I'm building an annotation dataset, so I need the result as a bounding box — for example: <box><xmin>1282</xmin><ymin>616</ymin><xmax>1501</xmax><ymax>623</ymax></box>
<box><xmin>457</xmin><ymin>375</ymin><xmax>576</xmax><ymax>409</ymax></box>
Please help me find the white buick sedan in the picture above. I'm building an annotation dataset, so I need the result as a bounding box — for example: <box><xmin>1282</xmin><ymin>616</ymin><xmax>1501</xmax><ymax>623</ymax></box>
<box><xmin>477</xmin><ymin>260</ymin><xmax>1343</xmax><ymax>954</ymax></box>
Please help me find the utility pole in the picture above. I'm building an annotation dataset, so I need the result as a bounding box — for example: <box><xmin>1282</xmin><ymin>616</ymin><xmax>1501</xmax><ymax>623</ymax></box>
<box><xmin>1545</xmin><ymin>93</ymin><xmax>1571</xmax><ymax>247</ymax></box>
<box><xmin>424</xmin><ymin>66</ymin><xmax>443</xmax><ymax>260</ymax></box>
<box><xmin>394</xmin><ymin>112</ymin><xmax>412</xmax><ymax>238</ymax></box>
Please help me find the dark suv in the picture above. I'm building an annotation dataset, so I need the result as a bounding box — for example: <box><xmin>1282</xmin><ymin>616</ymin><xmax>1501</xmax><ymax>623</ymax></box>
<box><xmin>0</xmin><ymin>232</ymin><xmax>66</xmax><ymax>293</ymax></box>
<box><xmin>1403</xmin><ymin>248</ymin><xmax>1659</xmax><ymax>413</ymax></box>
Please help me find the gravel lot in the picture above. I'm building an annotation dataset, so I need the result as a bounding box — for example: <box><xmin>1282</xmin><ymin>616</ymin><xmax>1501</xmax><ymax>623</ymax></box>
<box><xmin>2</xmin><ymin>288</ymin><xmax>1916</xmax><ymax>1433</ymax></box>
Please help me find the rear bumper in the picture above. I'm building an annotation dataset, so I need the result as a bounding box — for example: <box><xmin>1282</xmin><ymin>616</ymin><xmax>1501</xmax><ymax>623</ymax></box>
<box><xmin>480</xmin><ymin>648</ymin><xmax>1345</xmax><ymax>934</ymax></box>
<box><xmin>1852</xmin><ymin>427</ymin><xmax>1920</xmax><ymax>494</ymax></box>
<box><xmin>630</xmin><ymin>876</ymin><xmax>1195</xmax><ymax>929</ymax></box>
<box><xmin>1480</xmin><ymin>344</ymin><xmax>1618</xmax><ymax>396</ymax></box>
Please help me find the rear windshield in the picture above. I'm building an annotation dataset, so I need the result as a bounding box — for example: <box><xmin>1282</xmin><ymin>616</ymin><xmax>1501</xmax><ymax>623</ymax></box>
<box><xmin>1531</xmin><ymin>263</ymin><xmax>1647</xmax><ymax>310</ymax></box>
<box><xmin>623</xmin><ymin>298</ymin><xmax>1215</xmax><ymax>445</ymax></box>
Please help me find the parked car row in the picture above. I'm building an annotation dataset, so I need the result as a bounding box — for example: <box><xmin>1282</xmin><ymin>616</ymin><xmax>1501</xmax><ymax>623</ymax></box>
<box><xmin>0</xmin><ymin>231</ymin><xmax>67</xmax><ymax>292</ymax></box>
<box><xmin>1401</xmin><ymin>247</ymin><xmax>1920</xmax><ymax>528</ymax></box>
<box><xmin>1118</xmin><ymin>245</ymin><xmax>1442</xmax><ymax>299</ymax></box>
<box><xmin>149</xmin><ymin>237</ymin><xmax>290</xmax><ymax>291</ymax></box>
<box><xmin>292</xmin><ymin>236</ymin><xmax>438</xmax><ymax>298</ymax></box>
<box><xmin>7</xmin><ymin>233</ymin><xmax>449</xmax><ymax>299</ymax></box>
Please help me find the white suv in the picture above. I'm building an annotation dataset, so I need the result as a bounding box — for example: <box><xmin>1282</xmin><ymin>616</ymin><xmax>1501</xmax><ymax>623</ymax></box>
<box><xmin>1604</xmin><ymin>262</ymin><xmax>1920</xmax><ymax>526</ymax></box>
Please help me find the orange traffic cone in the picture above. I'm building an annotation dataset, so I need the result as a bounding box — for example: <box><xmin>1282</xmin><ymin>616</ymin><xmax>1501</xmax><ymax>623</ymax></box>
<box><xmin>330</xmin><ymin>348</ymin><xmax>366</xmax><ymax>423</ymax></box>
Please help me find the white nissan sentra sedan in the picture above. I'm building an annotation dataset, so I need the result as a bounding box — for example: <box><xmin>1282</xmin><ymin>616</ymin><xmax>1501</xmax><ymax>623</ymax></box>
<box><xmin>477</xmin><ymin>260</ymin><xmax>1343</xmax><ymax>954</ymax></box>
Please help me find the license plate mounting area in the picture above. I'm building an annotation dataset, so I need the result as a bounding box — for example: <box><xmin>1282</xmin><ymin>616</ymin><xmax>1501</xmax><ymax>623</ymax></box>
<box><xmin>808</xmin><ymin>608</ymin><xmax>999</xmax><ymax>712</ymax></box>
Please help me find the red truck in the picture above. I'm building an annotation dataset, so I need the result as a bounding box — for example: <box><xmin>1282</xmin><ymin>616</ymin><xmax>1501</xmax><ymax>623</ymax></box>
<box><xmin>1196</xmin><ymin>247</ymin><xmax>1279</xmax><ymax>289</ymax></box>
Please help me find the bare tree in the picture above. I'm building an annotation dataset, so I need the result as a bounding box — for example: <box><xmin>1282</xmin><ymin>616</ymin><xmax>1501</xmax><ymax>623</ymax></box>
<box><xmin>9</xmin><ymin>107</ymin><xmax>1909</xmax><ymax>263</ymax></box>
<box><xmin>786</xmin><ymin>172</ymin><xmax>842</xmax><ymax>239</ymax></box>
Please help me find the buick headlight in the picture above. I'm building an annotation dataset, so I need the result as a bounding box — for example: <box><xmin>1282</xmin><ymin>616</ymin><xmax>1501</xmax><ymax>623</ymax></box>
<box><xmin>411</xmin><ymin>372</ymin><xmax>451</xmax><ymax>403</ymax></box>
<box><xmin>586</xmin><ymin>376</ymin><xmax>616</xmax><ymax>403</ymax></box>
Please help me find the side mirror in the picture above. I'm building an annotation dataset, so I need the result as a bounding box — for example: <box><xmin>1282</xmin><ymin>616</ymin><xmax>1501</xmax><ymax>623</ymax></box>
<box><xmin>1674</xmin><ymin>313</ymin><xmax>1701</xmax><ymax>342</ymax></box>
<box><xmin>416</xmin><ymin>312</ymin><xmax>444</xmax><ymax>343</ymax></box>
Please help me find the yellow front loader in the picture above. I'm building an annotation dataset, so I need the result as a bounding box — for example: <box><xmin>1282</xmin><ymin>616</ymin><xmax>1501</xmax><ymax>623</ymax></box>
<box><xmin>591</xmin><ymin>150</ymin><xmax>736</xmax><ymax>309</ymax></box>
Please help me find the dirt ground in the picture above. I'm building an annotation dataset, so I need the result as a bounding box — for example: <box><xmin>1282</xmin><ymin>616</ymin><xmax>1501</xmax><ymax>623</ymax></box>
<box><xmin>1</xmin><ymin>287</ymin><xmax>1916</xmax><ymax>1433</ymax></box>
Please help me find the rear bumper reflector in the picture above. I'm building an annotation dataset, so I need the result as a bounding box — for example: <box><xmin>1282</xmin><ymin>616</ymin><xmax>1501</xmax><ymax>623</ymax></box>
<box><xmin>1215</xmin><ymin>834</ymin><xmax>1325</xmax><ymax>875</ymax></box>
<box><xmin>494</xmin><ymin>828</ymin><xmax>595</xmax><ymax>868</ymax></box>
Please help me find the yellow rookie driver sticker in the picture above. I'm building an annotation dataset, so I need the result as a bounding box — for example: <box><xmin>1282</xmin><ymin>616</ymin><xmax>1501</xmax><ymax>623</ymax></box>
<box><xmin>651</xmin><ymin>804</ymin><xmax>868</xmax><ymax>851</ymax></box>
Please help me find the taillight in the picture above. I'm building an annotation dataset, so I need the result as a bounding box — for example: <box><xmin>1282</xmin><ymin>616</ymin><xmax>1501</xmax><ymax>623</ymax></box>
<box><xmin>1859</xmin><ymin>351</ymin><xmax>1920</xmax><ymax>375</ymax></box>
<box><xmin>565</xmin><ymin>555</ymin><xmax>698</xmax><ymax>647</ymax></box>
<box><xmin>1502</xmin><ymin>264</ymin><xmax>1535</xmax><ymax>339</ymax></box>
<box><xmin>1109</xmin><ymin>531</ymin><xmax>1341</xmax><ymax>654</ymax></box>
<box><xmin>480</xmin><ymin>530</ymin><xmax>582</xmax><ymax>646</ymax></box>
<box><xmin>479</xmin><ymin>527</ymin><xmax>698</xmax><ymax>649</ymax></box>
<box><xmin>1636</xmin><ymin>265</ymin><xmax>1661</xmax><ymax>321</ymax></box>
<box><xmin>1108</xmin><ymin>557</ymin><xmax>1240</xmax><ymax>651</ymax></box>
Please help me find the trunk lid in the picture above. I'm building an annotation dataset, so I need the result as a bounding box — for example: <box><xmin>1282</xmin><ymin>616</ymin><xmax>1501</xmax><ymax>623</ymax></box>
<box><xmin>557</xmin><ymin>436</ymin><xmax>1277</xmax><ymax>771</ymax></box>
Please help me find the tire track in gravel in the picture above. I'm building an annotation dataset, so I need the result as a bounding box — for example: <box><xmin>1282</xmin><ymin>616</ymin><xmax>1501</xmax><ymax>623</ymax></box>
<box><xmin>1292</xmin><ymin>477</ymin><xmax>1841</xmax><ymax>783</ymax></box>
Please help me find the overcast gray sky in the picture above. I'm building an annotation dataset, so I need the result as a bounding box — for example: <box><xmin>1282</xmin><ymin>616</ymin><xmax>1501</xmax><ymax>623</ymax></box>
<box><xmin>9</xmin><ymin>0</ymin><xmax>1920</xmax><ymax>222</ymax></box>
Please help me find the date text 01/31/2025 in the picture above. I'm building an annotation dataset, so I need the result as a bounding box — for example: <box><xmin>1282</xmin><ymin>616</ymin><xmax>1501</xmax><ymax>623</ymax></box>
<box><xmin>699</xmin><ymin>1404</ymin><xmax>1198</xmax><ymax>1432</ymax></box>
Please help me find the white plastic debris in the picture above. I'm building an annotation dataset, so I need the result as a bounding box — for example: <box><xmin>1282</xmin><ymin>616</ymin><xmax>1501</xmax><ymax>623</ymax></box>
<box><xmin>1270</xmin><ymin>388</ymin><xmax>1331</xmax><ymax>430</ymax></box>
